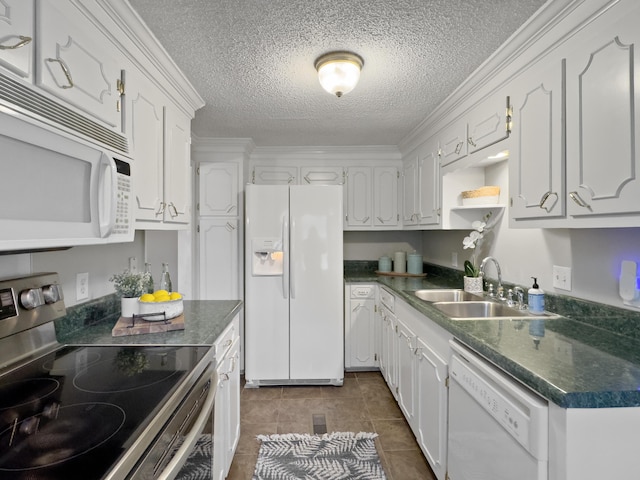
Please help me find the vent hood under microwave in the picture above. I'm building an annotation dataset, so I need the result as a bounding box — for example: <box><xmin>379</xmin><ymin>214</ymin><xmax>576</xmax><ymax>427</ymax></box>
<box><xmin>0</xmin><ymin>73</ymin><xmax>135</xmax><ymax>251</ymax></box>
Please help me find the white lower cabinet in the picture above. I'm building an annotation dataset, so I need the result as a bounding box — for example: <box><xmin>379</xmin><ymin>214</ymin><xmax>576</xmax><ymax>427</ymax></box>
<box><xmin>414</xmin><ymin>336</ymin><xmax>448</xmax><ymax>480</ymax></box>
<box><xmin>344</xmin><ymin>284</ymin><xmax>378</xmax><ymax>370</ymax></box>
<box><xmin>394</xmin><ymin>297</ymin><xmax>451</xmax><ymax>480</ymax></box>
<box><xmin>212</xmin><ymin>316</ymin><xmax>240</xmax><ymax>480</ymax></box>
<box><xmin>396</xmin><ymin>316</ymin><xmax>416</xmax><ymax>425</ymax></box>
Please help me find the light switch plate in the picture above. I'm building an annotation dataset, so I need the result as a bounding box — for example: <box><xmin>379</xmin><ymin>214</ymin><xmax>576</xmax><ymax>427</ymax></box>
<box><xmin>552</xmin><ymin>265</ymin><xmax>572</xmax><ymax>291</ymax></box>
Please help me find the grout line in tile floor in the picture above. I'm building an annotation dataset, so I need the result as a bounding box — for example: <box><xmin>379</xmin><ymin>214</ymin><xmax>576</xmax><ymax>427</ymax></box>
<box><xmin>226</xmin><ymin>371</ymin><xmax>436</xmax><ymax>480</ymax></box>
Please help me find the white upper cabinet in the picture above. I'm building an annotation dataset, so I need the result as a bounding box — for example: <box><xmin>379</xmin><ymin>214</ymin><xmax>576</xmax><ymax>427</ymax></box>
<box><xmin>510</xmin><ymin>60</ymin><xmax>564</xmax><ymax>221</ymax></box>
<box><xmin>466</xmin><ymin>95</ymin><xmax>512</xmax><ymax>156</ymax></box>
<box><xmin>403</xmin><ymin>140</ymin><xmax>440</xmax><ymax>228</ymax></box>
<box><xmin>0</xmin><ymin>0</ymin><xmax>34</xmax><ymax>81</ymax></box>
<box><xmin>345</xmin><ymin>165</ymin><xmax>400</xmax><ymax>230</ymax></box>
<box><xmin>438</xmin><ymin>119</ymin><xmax>467</xmax><ymax>167</ymax></box>
<box><xmin>198</xmin><ymin>163</ymin><xmax>239</xmax><ymax>216</ymax></box>
<box><xmin>300</xmin><ymin>166</ymin><xmax>345</xmax><ymax>185</ymax></box>
<box><xmin>36</xmin><ymin>2</ymin><xmax>123</xmax><ymax>131</ymax></box>
<box><xmin>163</xmin><ymin>105</ymin><xmax>192</xmax><ymax>226</ymax></box>
<box><xmin>509</xmin><ymin>0</ymin><xmax>640</xmax><ymax>227</ymax></box>
<box><xmin>251</xmin><ymin>165</ymin><xmax>297</xmax><ymax>184</ymax></box>
<box><xmin>564</xmin><ymin>5</ymin><xmax>640</xmax><ymax>222</ymax></box>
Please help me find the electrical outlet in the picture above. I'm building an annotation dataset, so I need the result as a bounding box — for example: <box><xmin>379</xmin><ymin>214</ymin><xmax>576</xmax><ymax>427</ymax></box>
<box><xmin>129</xmin><ymin>257</ymin><xmax>137</xmax><ymax>272</ymax></box>
<box><xmin>452</xmin><ymin>252</ymin><xmax>458</xmax><ymax>268</ymax></box>
<box><xmin>76</xmin><ymin>272</ymin><xmax>89</xmax><ymax>301</ymax></box>
<box><xmin>552</xmin><ymin>265</ymin><xmax>572</xmax><ymax>291</ymax></box>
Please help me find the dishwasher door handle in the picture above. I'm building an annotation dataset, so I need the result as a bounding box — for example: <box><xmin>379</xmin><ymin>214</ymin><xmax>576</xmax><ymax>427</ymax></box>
<box><xmin>156</xmin><ymin>371</ymin><xmax>217</xmax><ymax>480</ymax></box>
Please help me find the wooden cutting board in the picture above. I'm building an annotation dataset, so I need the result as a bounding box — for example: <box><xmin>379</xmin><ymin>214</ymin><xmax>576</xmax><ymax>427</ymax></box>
<box><xmin>111</xmin><ymin>313</ymin><xmax>185</xmax><ymax>337</ymax></box>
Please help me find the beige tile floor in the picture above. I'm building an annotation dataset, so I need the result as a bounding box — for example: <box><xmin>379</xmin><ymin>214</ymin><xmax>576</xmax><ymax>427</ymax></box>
<box><xmin>227</xmin><ymin>371</ymin><xmax>436</xmax><ymax>480</ymax></box>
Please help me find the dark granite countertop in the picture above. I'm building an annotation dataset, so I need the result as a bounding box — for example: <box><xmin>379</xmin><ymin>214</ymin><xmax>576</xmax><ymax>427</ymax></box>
<box><xmin>345</xmin><ymin>271</ymin><xmax>640</xmax><ymax>409</ymax></box>
<box><xmin>56</xmin><ymin>299</ymin><xmax>243</xmax><ymax>347</ymax></box>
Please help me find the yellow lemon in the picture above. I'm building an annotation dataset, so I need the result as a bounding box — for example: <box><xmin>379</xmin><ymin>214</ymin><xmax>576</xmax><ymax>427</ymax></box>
<box><xmin>155</xmin><ymin>294</ymin><xmax>171</xmax><ymax>303</ymax></box>
<box><xmin>139</xmin><ymin>293</ymin><xmax>155</xmax><ymax>302</ymax></box>
<box><xmin>169</xmin><ymin>292</ymin><xmax>182</xmax><ymax>300</ymax></box>
<box><xmin>153</xmin><ymin>289</ymin><xmax>169</xmax><ymax>297</ymax></box>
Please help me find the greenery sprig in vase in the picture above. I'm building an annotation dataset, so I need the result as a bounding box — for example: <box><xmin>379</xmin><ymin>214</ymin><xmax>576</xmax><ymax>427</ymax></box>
<box><xmin>110</xmin><ymin>270</ymin><xmax>152</xmax><ymax>298</ymax></box>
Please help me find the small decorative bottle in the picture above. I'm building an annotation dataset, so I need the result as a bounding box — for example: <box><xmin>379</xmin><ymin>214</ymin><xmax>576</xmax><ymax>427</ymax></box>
<box><xmin>144</xmin><ymin>262</ymin><xmax>154</xmax><ymax>294</ymax></box>
<box><xmin>160</xmin><ymin>263</ymin><xmax>172</xmax><ymax>293</ymax></box>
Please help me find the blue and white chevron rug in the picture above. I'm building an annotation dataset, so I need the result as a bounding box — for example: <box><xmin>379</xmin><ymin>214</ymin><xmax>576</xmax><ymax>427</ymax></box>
<box><xmin>253</xmin><ymin>432</ymin><xmax>387</xmax><ymax>480</ymax></box>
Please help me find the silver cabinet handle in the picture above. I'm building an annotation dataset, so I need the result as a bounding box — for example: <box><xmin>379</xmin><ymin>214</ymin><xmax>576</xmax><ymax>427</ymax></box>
<box><xmin>0</xmin><ymin>35</ymin><xmax>32</xmax><ymax>50</ymax></box>
<box><xmin>167</xmin><ymin>202</ymin><xmax>178</xmax><ymax>218</ymax></box>
<box><xmin>362</xmin><ymin>216</ymin><xmax>370</xmax><ymax>223</ymax></box>
<box><xmin>569</xmin><ymin>191</ymin><xmax>591</xmax><ymax>209</ymax></box>
<box><xmin>155</xmin><ymin>202</ymin><xmax>166</xmax><ymax>216</ymax></box>
<box><xmin>538</xmin><ymin>191</ymin><xmax>558</xmax><ymax>212</ymax></box>
<box><xmin>304</xmin><ymin>175</ymin><xmax>311</xmax><ymax>184</ymax></box>
<box><xmin>467</xmin><ymin>136</ymin><xmax>477</xmax><ymax>147</ymax></box>
<box><xmin>377</xmin><ymin>216</ymin><xmax>384</xmax><ymax>224</ymax></box>
<box><xmin>45</xmin><ymin>58</ymin><xmax>74</xmax><ymax>89</ymax></box>
<box><xmin>455</xmin><ymin>141</ymin><xmax>463</xmax><ymax>154</ymax></box>
<box><xmin>225</xmin><ymin>222</ymin><xmax>236</xmax><ymax>231</ymax></box>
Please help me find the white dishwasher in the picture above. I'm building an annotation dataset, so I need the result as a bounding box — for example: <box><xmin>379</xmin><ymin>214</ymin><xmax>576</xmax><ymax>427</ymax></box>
<box><xmin>448</xmin><ymin>340</ymin><xmax>548</xmax><ymax>480</ymax></box>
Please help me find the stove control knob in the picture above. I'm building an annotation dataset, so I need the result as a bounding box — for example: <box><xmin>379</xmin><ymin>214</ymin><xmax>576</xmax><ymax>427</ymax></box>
<box><xmin>42</xmin><ymin>284</ymin><xmax>63</xmax><ymax>304</ymax></box>
<box><xmin>20</xmin><ymin>288</ymin><xmax>45</xmax><ymax>310</ymax></box>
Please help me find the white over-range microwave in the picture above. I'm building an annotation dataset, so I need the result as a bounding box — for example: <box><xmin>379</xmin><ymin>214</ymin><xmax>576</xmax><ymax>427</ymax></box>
<box><xmin>0</xmin><ymin>74</ymin><xmax>135</xmax><ymax>252</ymax></box>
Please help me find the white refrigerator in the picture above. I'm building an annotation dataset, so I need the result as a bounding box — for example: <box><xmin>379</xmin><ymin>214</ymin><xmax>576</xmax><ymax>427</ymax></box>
<box><xmin>244</xmin><ymin>184</ymin><xmax>344</xmax><ymax>387</ymax></box>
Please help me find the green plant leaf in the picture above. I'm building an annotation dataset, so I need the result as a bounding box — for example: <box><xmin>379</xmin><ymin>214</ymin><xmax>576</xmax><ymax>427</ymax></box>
<box><xmin>464</xmin><ymin>260</ymin><xmax>478</xmax><ymax>277</ymax></box>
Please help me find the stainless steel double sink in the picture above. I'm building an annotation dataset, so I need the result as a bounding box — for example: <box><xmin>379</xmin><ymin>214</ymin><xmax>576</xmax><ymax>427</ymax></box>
<box><xmin>411</xmin><ymin>289</ymin><xmax>558</xmax><ymax>320</ymax></box>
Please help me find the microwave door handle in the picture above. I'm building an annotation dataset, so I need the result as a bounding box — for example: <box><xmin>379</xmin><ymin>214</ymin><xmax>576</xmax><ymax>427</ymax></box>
<box><xmin>98</xmin><ymin>153</ymin><xmax>116</xmax><ymax>237</ymax></box>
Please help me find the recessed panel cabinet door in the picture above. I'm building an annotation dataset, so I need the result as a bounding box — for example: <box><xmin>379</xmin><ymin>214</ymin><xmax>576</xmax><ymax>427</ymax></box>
<box><xmin>417</xmin><ymin>149</ymin><xmax>440</xmax><ymax>226</ymax></box>
<box><xmin>199</xmin><ymin>218</ymin><xmax>239</xmax><ymax>299</ymax></box>
<box><xmin>0</xmin><ymin>0</ymin><xmax>34</xmax><ymax>81</ymax></box>
<box><xmin>198</xmin><ymin>162</ymin><xmax>238</xmax><ymax>217</ymax></box>
<box><xmin>346</xmin><ymin>166</ymin><xmax>373</xmax><ymax>227</ymax></box>
<box><xmin>373</xmin><ymin>167</ymin><xmax>399</xmax><ymax>227</ymax></box>
<box><xmin>565</xmin><ymin>8</ymin><xmax>640</xmax><ymax>218</ymax></box>
<box><xmin>36</xmin><ymin>2</ymin><xmax>122</xmax><ymax>130</ymax></box>
<box><xmin>163</xmin><ymin>106</ymin><xmax>192</xmax><ymax>225</ymax></box>
<box><xmin>510</xmin><ymin>61</ymin><xmax>565</xmax><ymax>220</ymax></box>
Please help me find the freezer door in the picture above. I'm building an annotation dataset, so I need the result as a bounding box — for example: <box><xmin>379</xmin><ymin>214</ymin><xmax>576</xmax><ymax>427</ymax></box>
<box><xmin>244</xmin><ymin>185</ymin><xmax>290</xmax><ymax>381</ymax></box>
<box><xmin>289</xmin><ymin>185</ymin><xmax>344</xmax><ymax>381</ymax></box>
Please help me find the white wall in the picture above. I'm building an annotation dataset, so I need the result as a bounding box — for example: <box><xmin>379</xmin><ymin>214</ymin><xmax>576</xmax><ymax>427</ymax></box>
<box><xmin>344</xmin><ymin>231</ymin><xmax>422</xmax><ymax>261</ymax></box>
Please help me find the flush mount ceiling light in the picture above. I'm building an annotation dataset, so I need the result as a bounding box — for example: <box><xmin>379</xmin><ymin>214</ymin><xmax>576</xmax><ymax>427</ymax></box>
<box><xmin>314</xmin><ymin>51</ymin><xmax>364</xmax><ymax>98</ymax></box>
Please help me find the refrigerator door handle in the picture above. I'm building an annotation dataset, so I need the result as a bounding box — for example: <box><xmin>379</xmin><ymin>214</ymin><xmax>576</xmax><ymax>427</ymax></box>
<box><xmin>289</xmin><ymin>217</ymin><xmax>295</xmax><ymax>299</ymax></box>
<box><xmin>282</xmin><ymin>215</ymin><xmax>289</xmax><ymax>299</ymax></box>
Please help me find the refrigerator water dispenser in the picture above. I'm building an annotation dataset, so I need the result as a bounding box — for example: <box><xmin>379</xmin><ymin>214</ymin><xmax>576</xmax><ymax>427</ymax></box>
<box><xmin>252</xmin><ymin>238</ymin><xmax>283</xmax><ymax>276</ymax></box>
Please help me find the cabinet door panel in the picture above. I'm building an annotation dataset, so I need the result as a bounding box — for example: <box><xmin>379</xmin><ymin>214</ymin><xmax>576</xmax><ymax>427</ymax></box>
<box><xmin>300</xmin><ymin>166</ymin><xmax>344</xmax><ymax>185</ymax></box>
<box><xmin>510</xmin><ymin>62</ymin><xmax>564</xmax><ymax>220</ymax></box>
<box><xmin>467</xmin><ymin>96</ymin><xmax>510</xmax><ymax>155</ymax></box>
<box><xmin>396</xmin><ymin>318</ymin><xmax>416</xmax><ymax>426</ymax></box>
<box><xmin>439</xmin><ymin>120</ymin><xmax>467</xmax><ymax>166</ymax></box>
<box><xmin>130</xmin><ymin>79</ymin><xmax>164</xmax><ymax>223</ymax></box>
<box><xmin>416</xmin><ymin>337</ymin><xmax>448</xmax><ymax>480</ymax></box>
<box><xmin>199</xmin><ymin>218</ymin><xmax>239</xmax><ymax>299</ymax></box>
<box><xmin>417</xmin><ymin>150</ymin><xmax>440</xmax><ymax>226</ymax></box>
<box><xmin>566</xmin><ymin>21</ymin><xmax>640</xmax><ymax>218</ymax></box>
<box><xmin>36</xmin><ymin>2</ymin><xmax>121</xmax><ymax>129</ymax></box>
<box><xmin>199</xmin><ymin>163</ymin><xmax>238</xmax><ymax>216</ymax></box>
<box><xmin>402</xmin><ymin>159</ymin><xmax>418</xmax><ymax>225</ymax></box>
<box><xmin>0</xmin><ymin>0</ymin><xmax>34</xmax><ymax>80</ymax></box>
<box><xmin>347</xmin><ymin>298</ymin><xmax>376</xmax><ymax>368</ymax></box>
<box><xmin>252</xmin><ymin>165</ymin><xmax>297</xmax><ymax>184</ymax></box>
<box><xmin>164</xmin><ymin>106</ymin><xmax>191</xmax><ymax>225</ymax></box>
<box><xmin>373</xmin><ymin>167</ymin><xmax>398</xmax><ymax>227</ymax></box>
<box><xmin>346</xmin><ymin>167</ymin><xmax>372</xmax><ymax>227</ymax></box>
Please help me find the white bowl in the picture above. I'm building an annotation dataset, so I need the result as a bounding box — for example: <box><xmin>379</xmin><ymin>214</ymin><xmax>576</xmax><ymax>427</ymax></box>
<box><xmin>137</xmin><ymin>298</ymin><xmax>184</xmax><ymax>321</ymax></box>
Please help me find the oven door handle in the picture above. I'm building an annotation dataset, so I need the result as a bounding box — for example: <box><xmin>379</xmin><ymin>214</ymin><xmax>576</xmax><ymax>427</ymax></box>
<box><xmin>156</xmin><ymin>371</ymin><xmax>217</xmax><ymax>480</ymax></box>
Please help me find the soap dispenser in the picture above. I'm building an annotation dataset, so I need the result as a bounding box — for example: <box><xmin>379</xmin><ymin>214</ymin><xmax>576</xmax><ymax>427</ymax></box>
<box><xmin>528</xmin><ymin>277</ymin><xmax>545</xmax><ymax>314</ymax></box>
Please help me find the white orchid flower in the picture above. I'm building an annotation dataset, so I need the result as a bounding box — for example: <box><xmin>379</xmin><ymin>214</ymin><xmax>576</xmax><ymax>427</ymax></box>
<box><xmin>471</xmin><ymin>220</ymin><xmax>487</xmax><ymax>232</ymax></box>
<box><xmin>463</xmin><ymin>230</ymin><xmax>482</xmax><ymax>249</ymax></box>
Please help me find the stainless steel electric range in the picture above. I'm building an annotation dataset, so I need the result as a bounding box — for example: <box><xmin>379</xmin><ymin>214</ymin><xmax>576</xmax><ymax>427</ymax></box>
<box><xmin>0</xmin><ymin>273</ymin><xmax>217</xmax><ymax>480</ymax></box>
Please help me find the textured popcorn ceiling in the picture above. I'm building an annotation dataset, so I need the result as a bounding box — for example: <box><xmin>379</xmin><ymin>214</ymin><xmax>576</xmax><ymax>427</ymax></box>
<box><xmin>129</xmin><ymin>0</ymin><xmax>546</xmax><ymax>147</ymax></box>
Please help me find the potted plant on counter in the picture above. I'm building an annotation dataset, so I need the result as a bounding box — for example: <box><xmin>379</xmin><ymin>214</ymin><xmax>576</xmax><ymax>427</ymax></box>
<box><xmin>110</xmin><ymin>270</ymin><xmax>152</xmax><ymax>318</ymax></box>
<box><xmin>462</xmin><ymin>212</ymin><xmax>493</xmax><ymax>293</ymax></box>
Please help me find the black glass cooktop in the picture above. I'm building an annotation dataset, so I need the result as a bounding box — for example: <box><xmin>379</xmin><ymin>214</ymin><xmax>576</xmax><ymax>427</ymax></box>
<box><xmin>0</xmin><ymin>344</ymin><xmax>208</xmax><ymax>479</ymax></box>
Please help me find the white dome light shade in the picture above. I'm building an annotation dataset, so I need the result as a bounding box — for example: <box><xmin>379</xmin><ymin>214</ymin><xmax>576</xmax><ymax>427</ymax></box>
<box><xmin>315</xmin><ymin>52</ymin><xmax>364</xmax><ymax>97</ymax></box>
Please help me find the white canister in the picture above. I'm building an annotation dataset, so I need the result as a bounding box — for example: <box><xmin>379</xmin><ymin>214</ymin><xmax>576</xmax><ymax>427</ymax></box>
<box><xmin>407</xmin><ymin>253</ymin><xmax>423</xmax><ymax>274</ymax></box>
<box><xmin>378</xmin><ymin>256</ymin><xmax>392</xmax><ymax>272</ymax></box>
<box><xmin>393</xmin><ymin>251</ymin><xmax>407</xmax><ymax>273</ymax></box>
